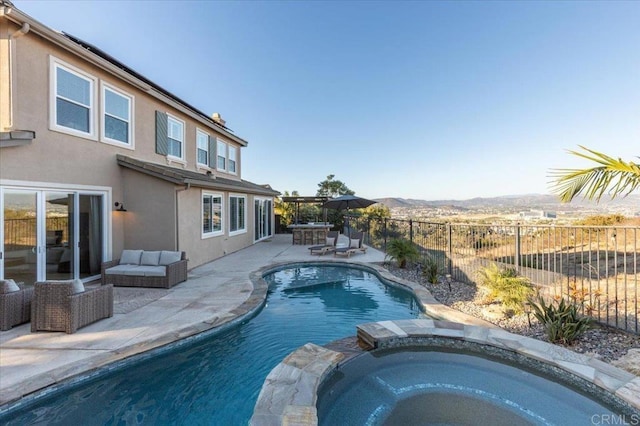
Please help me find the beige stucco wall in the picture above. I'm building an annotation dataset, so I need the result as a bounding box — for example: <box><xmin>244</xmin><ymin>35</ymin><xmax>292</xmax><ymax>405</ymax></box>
<box><xmin>178</xmin><ymin>189</ymin><xmax>258</xmax><ymax>267</ymax></box>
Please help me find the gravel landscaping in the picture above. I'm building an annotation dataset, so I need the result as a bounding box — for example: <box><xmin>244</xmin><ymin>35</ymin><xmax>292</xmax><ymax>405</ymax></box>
<box><xmin>384</xmin><ymin>264</ymin><xmax>640</xmax><ymax>373</ymax></box>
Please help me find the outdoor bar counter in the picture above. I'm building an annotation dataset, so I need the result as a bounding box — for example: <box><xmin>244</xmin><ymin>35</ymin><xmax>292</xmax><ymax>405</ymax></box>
<box><xmin>287</xmin><ymin>223</ymin><xmax>333</xmax><ymax>245</ymax></box>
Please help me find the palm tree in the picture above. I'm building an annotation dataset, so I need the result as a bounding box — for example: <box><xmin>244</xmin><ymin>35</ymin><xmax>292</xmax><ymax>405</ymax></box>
<box><xmin>550</xmin><ymin>146</ymin><xmax>640</xmax><ymax>202</ymax></box>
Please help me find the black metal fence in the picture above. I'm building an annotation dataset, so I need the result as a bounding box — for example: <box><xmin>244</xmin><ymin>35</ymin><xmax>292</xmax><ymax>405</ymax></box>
<box><xmin>350</xmin><ymin>216</ymin><xmax>639</xmax><ymax>334</ymax></box>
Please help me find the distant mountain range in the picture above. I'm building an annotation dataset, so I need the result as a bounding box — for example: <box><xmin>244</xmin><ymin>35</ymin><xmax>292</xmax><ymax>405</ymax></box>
<box><xmin>373</xmin><ymin>194</ymin><xmax>640</xmax><ymax>213</ymax></box>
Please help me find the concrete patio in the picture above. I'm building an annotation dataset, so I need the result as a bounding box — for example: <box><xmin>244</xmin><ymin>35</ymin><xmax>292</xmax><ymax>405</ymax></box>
<box><xmin>0</xmin><ymin>234</ymin><xmax>389</xmax><ymax>407</ymax></box>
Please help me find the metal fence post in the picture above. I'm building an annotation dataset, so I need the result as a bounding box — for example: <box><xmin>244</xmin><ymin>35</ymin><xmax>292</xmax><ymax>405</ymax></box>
<box><xmin>409</xmin><ymin>219</ymin><xmax>413</xmax><ymax>243</ymax></box>
<box><xmin>515</xmin><ymin>222</ymin><xmax>521</xmax><ymax>269</ymax></box>
<box><xmin>447</xmin><ymin>223</ymin><xmax>453</xmax><ymax>276</ymax></box>
<box><xmin>383</xmin><ymin>218</ymin><xmax>388</xmax><ymax>252</ymax></box>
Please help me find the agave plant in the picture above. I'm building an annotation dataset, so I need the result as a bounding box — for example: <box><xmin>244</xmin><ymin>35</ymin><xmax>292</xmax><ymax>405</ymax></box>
<box><xmin>550</xmin><ymin>146</ymin><xmax>640</xmax><ymax>202</ymax></box>
<box><xmin>385</xmin><ymin>238</ymin><xmax>420</xmax><ymax>268</ymax></box>
<box><xmin>420</xmin><ymin>255</ymin><xmax>440</xmax><ymax>284</ymax></box>
<box><xmin>528</xmin><ymin>296</ymin><xmax>591</xmax><ymax>344</ymax></box>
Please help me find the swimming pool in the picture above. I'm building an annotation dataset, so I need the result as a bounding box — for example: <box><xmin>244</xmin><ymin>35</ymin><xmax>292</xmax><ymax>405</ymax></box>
<box><xmin>0</xmin><ymin>265</ymin><xmax>424</xmax><ymax>425</ymax></box>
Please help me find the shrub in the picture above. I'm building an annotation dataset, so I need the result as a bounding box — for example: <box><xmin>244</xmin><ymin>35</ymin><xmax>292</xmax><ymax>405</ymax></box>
<box><xmin>528</xmin><ymin>296</ymin><xmax>591</xmax><ymax>344</ymax></box>
<box><xmin>476</xmin><ymin>263</ymin><xmax>534</xmax><ymax>314</ymax></box>
<box><xmin>385</xmin><ymin>238</ymin><xmax>420</xmax><ymax>268</ymax></box>
<box><xmin>420</xmin><ymin>256</ymin><xmax>440</xmax><ymax>284</ymax></box>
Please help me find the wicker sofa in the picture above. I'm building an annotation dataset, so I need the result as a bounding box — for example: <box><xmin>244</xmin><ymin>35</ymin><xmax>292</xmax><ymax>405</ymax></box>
<box><xmin>1</xmin><ymin>280</ymin><xmax>34</xmax><ymax>331</ymax></box>
<box><xmin>101</xmin><ymin>250</ymin><xmax>188</xmax><ymax>289</ymax></box>
<box><xmin>31</xmin><ymin>280</ymin><xmax>114</xmax><ymax>334</ymax></box>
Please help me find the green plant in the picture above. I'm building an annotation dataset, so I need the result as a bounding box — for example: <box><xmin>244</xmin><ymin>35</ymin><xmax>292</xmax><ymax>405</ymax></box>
<box><xmin>385</xmin><ymin>238</ymin><xmax>420</xmax><ymax>268</ymax></box>
<box><xmin>550</xmin><ymin>146</ymin><xmax>640</xmax><ymax>202</ymax></box>
<box><xmin>476</xmin><ymin>263</ymin><xmax>534</xmax><ymax>314</ymax></box>
<box><xmin>420</xmin><ymin>256</ymin><xmax>440</xmax><ymax>284</ymax></box>
<box><xmin>528</xmin><ymin>296</ymin><xmax>591</xmax><ymax>344</ymax></box>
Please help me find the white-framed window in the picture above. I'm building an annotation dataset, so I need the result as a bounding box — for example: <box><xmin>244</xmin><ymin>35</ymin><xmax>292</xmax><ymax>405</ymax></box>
<box><xmin>202</xmin><ymin>192</ymin><xmax>223</xmax><ymax>237</ymax></box>
<box><xmin>196</xmin><ymin>129</ymin><xmax>210</xmax><ymax>166</ymax></box>
<box><xmin>50</xmin><ymin>56</ymin><xmax>97</xmax><ymax>139</ymax></box>
<box><xmin>101</xmin><ymin>82</ymin><xmax>133</xmax><ymax>147</ymax></box>
<box><xmin>167</xmin><ymin>115</ymin><xmax>184</xmax><ymax>160</ymax></box>
<box><xmin>228</xmin><ymin>146</ymin><xmax>237</xmax><ymax>174</ymax></box>
<box><xmin>229</xmin><ymin>194</ymin><xmax>246</xmax><ymax>235</ymax></box>
<box><xmin>217</xmin><ymin>139</ymin><xmax>227</xmax><ymax>170</ymax></box>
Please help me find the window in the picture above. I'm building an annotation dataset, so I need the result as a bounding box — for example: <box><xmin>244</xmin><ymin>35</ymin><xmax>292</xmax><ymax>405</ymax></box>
<box><xmin>217</xmin><ymin>139</ymin><xmax>227</xmax><ymax>170</ymax></box>
<box><xmin>229</xmin><ymin>195</ymin><xmax>246</xmax><ymax>234</ymax></box>
<box><xmin>228</xmin><ymin>146</ymin><xmax>237</xmax><ymax>174</ymax></box>
<box><xmin>50</xmin><ymin>58</ymin><xmax>96</xmax><ymax>138</ymax></box>
<box><xmin>196</xmin><ymin>130</ymin><xmax>209</xmax><ymax>166</ymax></box>
<box><xmin>167</xmin><ymin>116</ymin><xmax>184</xmax><ymax>159</ymax></box>
<box><xmin>202</xmin><ymin>193</ymin><xmax>223</xmax><ymax>236</ymax></box>
<box><xmin>102</xmin><ymin>84</ymin><xmax>133</xmax><ymax>146</ymax></box>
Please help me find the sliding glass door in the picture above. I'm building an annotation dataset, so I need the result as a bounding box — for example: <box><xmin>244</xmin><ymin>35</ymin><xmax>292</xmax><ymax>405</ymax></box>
<box><xmin>1</xmin><ymin>188</ymin><xmax>106</xmax><ymax>286</ymax></box>
<box><xmin>2</xmin><ymin>190</ymin><xmax>38</xmax><ymax>287</ymax></box>
<box><xmin>254</xmin><ymin>198</ymin><xmax>273</xmax><ymax>242</ymax></box>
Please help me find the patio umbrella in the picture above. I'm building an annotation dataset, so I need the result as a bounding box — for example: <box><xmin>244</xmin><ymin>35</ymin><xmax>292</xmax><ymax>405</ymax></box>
<box><xmin>322</xmin><ymin>194</ymin><xmax>377</xmax><ymax>211</ymax></box>
<box><xmin>322</xmin><ymin>195</ymin><xmax>377</xmax><ymax>238</ymax></box>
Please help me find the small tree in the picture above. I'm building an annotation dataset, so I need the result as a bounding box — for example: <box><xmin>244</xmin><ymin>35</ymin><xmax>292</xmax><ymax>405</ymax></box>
<box><xmin>317</xmin><ymin>174</ymin><xmax>355</xmax><ymax>229</ymax></box>
<box><xmin>316</xmin><ymin>174</ymin><xmax>355</xmax><ymax>198</ymax></box>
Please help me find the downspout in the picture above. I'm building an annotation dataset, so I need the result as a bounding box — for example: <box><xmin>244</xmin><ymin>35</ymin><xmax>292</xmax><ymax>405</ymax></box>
<box><xmin>175</xmin><ymin>183</ymin><xmax>190</xmax><ymax>251</ymax></box>
<box><xmin>5</xmin><ymin>21</ymin><xmax>30</xmax><ymax>129</ymax></box>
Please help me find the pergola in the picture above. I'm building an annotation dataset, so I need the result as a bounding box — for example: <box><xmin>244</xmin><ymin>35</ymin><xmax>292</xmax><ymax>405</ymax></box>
<box><xmin>281</xmin><ymin>196</ymin><xmax>329</xmax><ymax>224</ymax></box>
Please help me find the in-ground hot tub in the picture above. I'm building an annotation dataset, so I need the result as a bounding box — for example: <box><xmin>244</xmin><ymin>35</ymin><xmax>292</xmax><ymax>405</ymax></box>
<box><xmin>317</xmin><ymin>347</ymin><xmax>624</xmax><ymax>426</ymax></box>
<box><xmin>251</xmin><ymin>319</ymin><xmax>640</xmax><ymax>425</ymax></box>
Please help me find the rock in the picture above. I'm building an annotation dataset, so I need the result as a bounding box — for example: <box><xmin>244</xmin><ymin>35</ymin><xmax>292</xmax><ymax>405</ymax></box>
<box><xmin>612</xmin><ymin>348</ymin><xmax>640</xmax><ymax>376</ymax></box>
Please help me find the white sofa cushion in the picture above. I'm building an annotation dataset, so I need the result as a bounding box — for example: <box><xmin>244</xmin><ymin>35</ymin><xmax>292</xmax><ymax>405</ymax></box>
<box><xmin>0</xmin><ymin>279</ymin><xmax>20</xmax><ymax>294</ymax></box>
<box><xmin>123</xmin><ymin>267</ymin><xmax>147</xmax><ymax>277</ymax></box>
<box><xmin>159</xmin><ymin>251</ymin><xmax>182</xmax><ymax>266</ymax></box>
<box><xmin>350</xmin><ymin>239</ymin><xmax>360</xmax><ymax>248</ymax></box>
<box><xmin>137</xmin><ymin>266</ymin><xmax>167</xmax><ymax>277</ymax></box>
<box><xmin>71</xmin><ymin>279</ymin><xmax>85</xmax><ymax>294</ymax></box>
<box><xmin>326</xmin><ymin>237</ymin><xmax>335</xmax><ymax>246</ymax></box>
<box><xmin>141</xmin><ymin>251</ymin><xmax>161</xmax><ymax>266</ymax></box>
<box><xmin>120</xmin><ymin>250</ymin><xmax>143</xmax><ymax>265</ymax></box>
<box><xmin>105</xmin><ymin>265</ymin><xmax>134</xmax><ymax>275</ymax></box>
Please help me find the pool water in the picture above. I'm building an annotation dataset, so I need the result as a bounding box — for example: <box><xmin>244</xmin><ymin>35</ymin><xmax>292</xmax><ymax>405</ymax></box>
<box><xmin>1</xmin><ymin>265</ymin><xmax>424</xmax><ymax>425</ymax></box>
<box><xmin>317</xmin><ymin>347</ymin><xmax>621</xmax><ymax>426</ymax></box>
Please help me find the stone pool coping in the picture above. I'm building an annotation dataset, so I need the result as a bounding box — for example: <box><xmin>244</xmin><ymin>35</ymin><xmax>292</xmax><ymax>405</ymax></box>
<box><xmin>250</xmin><ymin>319</ymin><xmax>640</xmax><ymax>425</ymax></box>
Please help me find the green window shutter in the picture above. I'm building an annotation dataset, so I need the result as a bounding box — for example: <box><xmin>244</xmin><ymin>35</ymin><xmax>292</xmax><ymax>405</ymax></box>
<box><xmin>155</xmin><ymin>111</ymin><xmax>168</xmax><ymax>155</ymax></box>
<box><xmin>208</xmin><ymin>135</ymin><xmax>216</xmax><ymax>167</ymax></box>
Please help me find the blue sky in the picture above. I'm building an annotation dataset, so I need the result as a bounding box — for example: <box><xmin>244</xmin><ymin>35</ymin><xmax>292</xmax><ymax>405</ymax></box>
<box><xmin>16</xmin><ymin>0</ymin><xmax>639</xmax><ymax>200</ymax></box>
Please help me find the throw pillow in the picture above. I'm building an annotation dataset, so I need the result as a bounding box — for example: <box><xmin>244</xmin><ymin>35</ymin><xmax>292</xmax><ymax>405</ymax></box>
<box><xmin>71</xmin><ymin>279</ymin><xmax>85</xmax><ymax>294</ymax></box>
<box><xmin>326</xmin><ymin>237</ymin><xmax>335</xmax><ymax>246</ymax></box>
<box><xmin>120</xmin><ymin>249</ymin><xmax>143</xmax><ymax>265</ymax></box>
<box><xmin>0</xmin><ymin>279</ymin><xmax>20</xmax><ymax>293</ymax></box>
<box><xmin>141</xmin><ymin>251</ymin><xmax>162</xmax><ymax>266</ymax></box>
<box><xmin>159</xmin><ymin>251</ymin><xmax>182</xmax><ymax>266</ymax></box>
<box><xmin>350</xmin><ymin>239</ymin><xmax>360</xmax><ymax>249</ymax></box>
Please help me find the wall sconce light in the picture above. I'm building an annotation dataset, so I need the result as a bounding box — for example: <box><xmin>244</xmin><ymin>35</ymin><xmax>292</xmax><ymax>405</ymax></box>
<box><xmin>114</xmin><ymin>202</ymin><xmax>127</xmax><ymax>212</ymax></box>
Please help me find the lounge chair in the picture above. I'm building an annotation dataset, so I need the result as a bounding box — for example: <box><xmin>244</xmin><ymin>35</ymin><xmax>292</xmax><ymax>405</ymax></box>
<box><xmin>334</xmin><ymin>232</ymin><xmax>367</xmax><ymax>258</ymax></box>
<box><xmin>309</xmin><ymin>231</ymin><xmax>340</xmax><ymax>255</ymax></box>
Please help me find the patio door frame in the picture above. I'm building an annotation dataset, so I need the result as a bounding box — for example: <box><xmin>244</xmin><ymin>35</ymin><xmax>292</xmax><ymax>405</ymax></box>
<box><xmin>253</xmin><ymin>197</ymin><xmax>273</xmax><ymax>242</ymax></box>
<box><xmin>1</xmin><ymin>181</ymin><xmax>111</xmax><ymax>284</ymax></box>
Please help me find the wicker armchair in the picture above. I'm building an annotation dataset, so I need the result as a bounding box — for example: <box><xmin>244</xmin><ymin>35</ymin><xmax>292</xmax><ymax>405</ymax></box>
<box><xmin>31</xmin><ymin>281</ymin><xmax>114</xmax><ymax>334</ymax></box>
<box><xmin>1</xmin><ymin>285</ymin><xmax>34</xmax><ymax>331</ymax></box>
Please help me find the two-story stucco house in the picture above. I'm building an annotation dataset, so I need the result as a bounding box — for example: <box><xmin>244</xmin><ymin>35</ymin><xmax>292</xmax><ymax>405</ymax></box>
<box><xmin>0</xmin><ymin>1</ymin><xmax>278</xmax><ymax>287</ymax></box>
